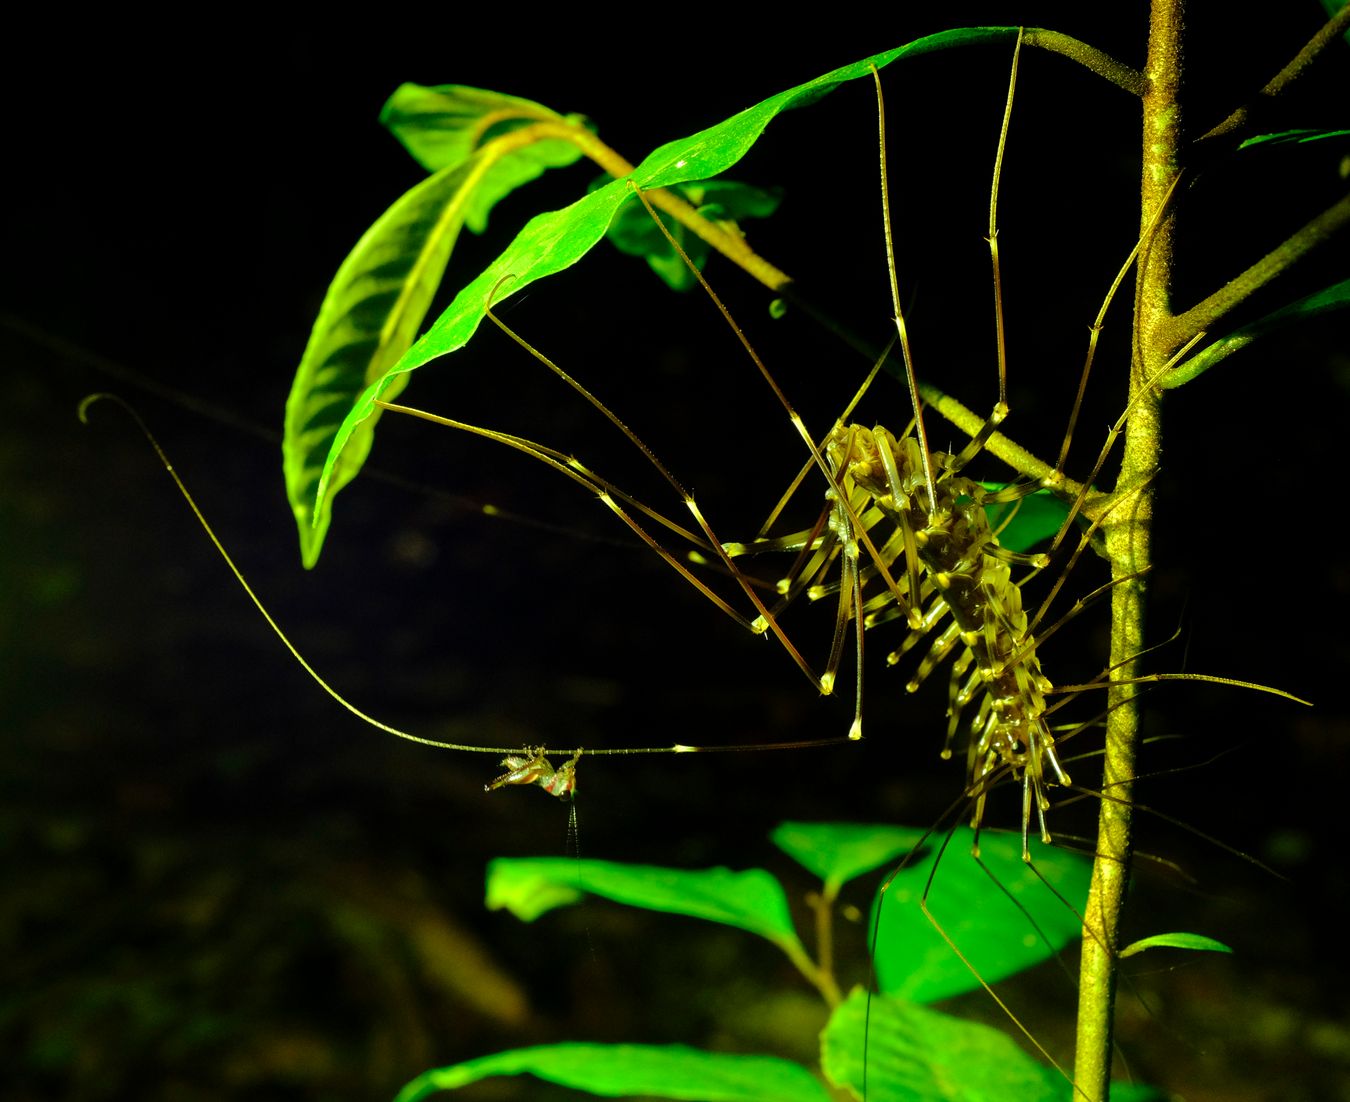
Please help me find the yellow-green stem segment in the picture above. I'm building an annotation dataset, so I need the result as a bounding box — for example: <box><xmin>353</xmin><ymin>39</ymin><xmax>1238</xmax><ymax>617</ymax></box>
<box><xmin>1073</xmin><ymin>2</ymin><xmax>1182</xmax><ymax>1097</ymax></box>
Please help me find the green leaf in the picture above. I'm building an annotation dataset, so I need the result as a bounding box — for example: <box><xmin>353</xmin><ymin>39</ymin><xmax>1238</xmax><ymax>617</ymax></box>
<box><xmin>284</xmin><ymin>122</ymin><xmax>589</xmax><ymax>567</ymax></box>
<box><xmin>380</xmin><ymin>84</ymin><xmax>587</xmax><ymax>230</ymax></box>
<box><xmin>1163</xmin><ymin>278</ymin><xmax>1350</xmax><ymax>388</ymax></box>
<box><xmin>870</xmin><ymin>827</ymin><xmax>1091</xmax><ymax>1003</ymax></box>
<box><xmin>1112</xmin><ymin>1086</ymin><xmax>1170</xmax><ymax>1102</ymax></box>
<box><xmin>980</xmin><ymin>485</ymin><xmax>1072</xmax><ymax>553</ymax></box>
<box><xmin>486</xmin><ymin>857</ymin><xmax>804</xmax><ymax>950</ymax></box>
<box><xmin>283</xmin><ymin>160</ymin><xmax>471</xmax><ymax>566</ymax></box>
<box><xmin>484</xmin><ymin>857</ymin><xmax>585</xmax><ymax>921</ymax></box>
<box><xmin>313</xmin><ymin>27</ymin><xmax>1021</xmax><ymax>551</ymax></box>
<box><xmin>771</xmin><ymin>821</ymin><xmax>928</xmax><ymax>893</ymax></box>
<box><xmin>394</xmin><ymin>1043</ymin><xmax>832</xmax><ymax>1102</ymax></box>
<box><xmin>606</xmin><ymin>179</ymin><xmax>783</xmax><ymax>291</ymax></box>
<box><xmin>614</xmin><ymin>201</ymin><xmax>712</xmax><ymax>292</ymax></box>
<box><xmin>1238</xmin><ymin>127</ymin><xmax>1350</xmax><ymax>149</ymax></box>
<box><xmin>820</xmin><ymin>988</ymin><xmax>1069</xmax><ymax>1102</ymax></box>
<box><xmin>1119</xmin><ymin>932</ymin><xmax>1234</xmax><ymax>958</ymax></box>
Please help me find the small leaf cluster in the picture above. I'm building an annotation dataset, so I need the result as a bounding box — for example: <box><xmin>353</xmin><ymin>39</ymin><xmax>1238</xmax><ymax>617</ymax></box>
<box><xmin>283</xmin><ymin>27</ymin><xmax>1349</xmax><ymax>571</ymax></box>
<box><xmin>394</xmin><ymin>822</ymin><xmax>1170</xmax><ymax>1102</ymax></box>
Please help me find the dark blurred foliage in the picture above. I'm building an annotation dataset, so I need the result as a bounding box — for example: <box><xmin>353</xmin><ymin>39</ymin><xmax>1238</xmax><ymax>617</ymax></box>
<box><xmin>3</xmin><ymin>4</ymin><xmax>1348</xmax><ymax>1100</ymax></box>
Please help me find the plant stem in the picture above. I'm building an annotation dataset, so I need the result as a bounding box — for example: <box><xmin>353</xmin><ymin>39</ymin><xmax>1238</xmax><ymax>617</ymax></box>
<box><xmin>1074</xmin><ymin>2</ymin><xmax>1182</xmax><ymax>1098</ymax></box>
<box><xmin>1198</xmin><ymin>4</ymin><xmax>1350</xmax><ymax>143</ymax></box>
<box><xmin>1161</xmin><ymin>192</ymin><xmax>1350</xmax><ymax>350</ymax></box>
<box><xmin>915</xmin><ymin>381</ymin><xmax>1090</xmax><ymax>505</ymax></box>
<box><xmin>1022</xmin><ymin>29</ymin><xmax>1145</xmax><ymax>96</ymax></box>
<box><xmin>806</xmin><ymin>886</ymin><xmax>844</xmax><ymax>1008</ymax></box>
<box><xmin>775</xmin><ymin>931</ymin><xmax>842</xmax><ymax>1009</ymax></box>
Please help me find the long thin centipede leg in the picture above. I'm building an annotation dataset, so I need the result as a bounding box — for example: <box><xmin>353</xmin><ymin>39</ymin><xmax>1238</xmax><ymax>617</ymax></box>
<box><xmin>875</xmin><ymin>819</ymin><xmax>1091</xmax><ymax>1100</ymax></box>
<box><xmin>474</xmin><ymin>292</ymin><xmax>837</xmax><ymax>699</ymax></box>
<box><xmin>84</xmin><ymin>390</ymin><xmax>859</xmax><ymax>763</ymax></box>
<box><xmin>860</xmin><ymin>38</ymin><xmax>1110</xmax><ymax>1098</ymax></box>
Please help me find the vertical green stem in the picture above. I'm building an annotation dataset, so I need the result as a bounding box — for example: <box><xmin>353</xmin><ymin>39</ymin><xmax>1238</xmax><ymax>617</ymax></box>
<box><xmin>1074</xmin><ymin>2</ymin><xmax>1183</xmax><ymax>1098</ymax></box>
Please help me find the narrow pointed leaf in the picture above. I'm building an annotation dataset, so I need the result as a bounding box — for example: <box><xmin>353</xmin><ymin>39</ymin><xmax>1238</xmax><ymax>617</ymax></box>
<box><xmin>314</xmin><ymin>27</ymin><xmax>1020</xmax><ymax>530</ymax></box>
<box><xmin>1163</xmin><ymin>278</ymin><xmax>1350</xmax><ymax>388</ymax></box>
<box><xmin>394</xmin><ymin>1043</ymin><xmax>831</xmax><ymax>1102</ymax></box>
<box><xmin>771</xmin><ymin>822</ymin><xmax>927</xmax><ymax>892</ymax></box>
<box><xmin>1238</xmin><ymin>127</ymin><xmax>1350</xmax><ymax>149</ymax></box>
<box><xmin>286</xmin><ymin>123</ymin><xmax>588</xmax><ymax>566</ymax></box>
<box><xmin>284</xmin><ymin>160</ymin><xmax>470</xmax><ymax>566</ymax></box>
<box><xmin>380</xmin><ymin>84</ymin><xmax>586</xmax><ymax>230</ymax></box>
<box><xmin>1119</xmin><ymin>931</ymin><xmax>1234</xmax><ymax>958</ymax></box>
<box><xmin>870</xmin><ymin>827</ymin><xmax>1091</xmax><ymax>1003</ymax></box>
<box><xmin>486</xmin><ymin>857</ymin><xmax>804</xmax><ymax>949</ymax></box>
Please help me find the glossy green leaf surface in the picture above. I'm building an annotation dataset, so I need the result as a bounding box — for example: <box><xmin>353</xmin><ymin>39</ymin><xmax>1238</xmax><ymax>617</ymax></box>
<box><xmin>870</xmin><ymin>827</ymin><xmax>1091</xmax><ymax>1004</ymax></box>
<box><xmin>394</xmin><ymin>1043</ymin><xmax>831</xmax><ymax>1102</ymax></box>
<box><xmin>820</xmin><ymin>988</ymin><xmax>1069</xmax><ymax>1102</ymax></box>
<box><xmin>486</xmin><ymin>857</ymin><xmax>804</xmax><ymax>949</ymax></box>
<box><xmin>1164</xmin><ymin>277</ymin><xmax>1350</xmax><ymax>388</ymax></box>
<box><xmin>380</xmin><ymin>84</ymin><xmax>586</xmax><ymax>230</ymax></box>
<box><xmin>771</xmin><ymin>821</ymin><xmax>927</xmax><ymax>893</ymax></box>
<box><xmin>312</xmin><ymin>27</ymin><xmax>1020</xmax><ymax>557</ymax></box>
<box><xmin>1119</xmin><ymin>931</ymin><xmax>1234</xmax><ymax>958</ymax></box>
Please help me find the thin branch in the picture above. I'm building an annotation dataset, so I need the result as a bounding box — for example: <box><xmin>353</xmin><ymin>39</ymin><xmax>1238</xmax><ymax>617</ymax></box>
<box><xmin>1200</xmin><ymin>5</ymin><xmax>1350</xmax><ymax>143</ymax></box>
<box><xmin>1022</xmin><ymin>29</ymin><xmax>1146</xmax><ymax>96</ymax></box>
<box><xmin>1162</xmin><ymin>191</ymin><xmax>1350</xmax><ymax>351</ymax></box>
<box><xmin>915</xmin><ymin>381</ymin><xmax>1089</xmax><ymax>504</ymax></box>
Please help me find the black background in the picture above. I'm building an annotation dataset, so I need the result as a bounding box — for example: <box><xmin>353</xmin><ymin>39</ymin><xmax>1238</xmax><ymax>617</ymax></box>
<box><xmin>4</xmin><ymin>5</ymin><xmax>1348</xmax><ymax>1100</ymax></box>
